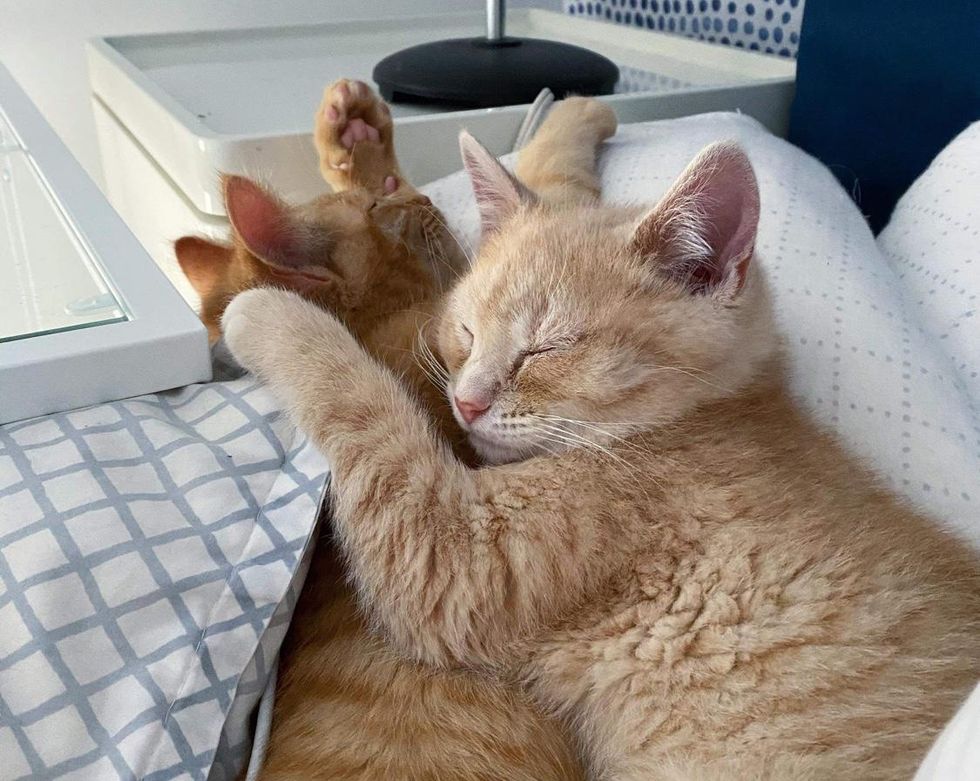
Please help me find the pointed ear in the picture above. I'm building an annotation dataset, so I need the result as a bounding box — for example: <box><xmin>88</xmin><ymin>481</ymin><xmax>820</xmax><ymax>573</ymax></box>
<box><xmin>459</xmin><ymin>130</ymin><xmax>537</xmax><ymax>237</ymax></box>
<box><xmin>223</xmin><ymin>175</ymin><xmax>331</xmax><ymax>269</ymax></box>
<box><xmin>174</xmin><ymin>236</ymin><xmax>233</xmax><ymax>297</ymax></box>
<box><xmin>630</xmin><ymin>141</ymin><xmax>759</xmax><ymax>296</ymax></box>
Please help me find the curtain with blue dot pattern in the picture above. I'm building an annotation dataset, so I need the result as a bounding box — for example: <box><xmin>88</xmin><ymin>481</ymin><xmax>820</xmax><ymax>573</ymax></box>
<box><xmin>564</xmin><ymin>0</ymin><xmax>804</xmax><ymax>58</ymax></box>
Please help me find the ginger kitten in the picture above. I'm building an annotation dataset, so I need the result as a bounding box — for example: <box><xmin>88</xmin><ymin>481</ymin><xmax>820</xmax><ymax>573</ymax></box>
<box><xmin>221</xmin><ymin>106</ymin><xmax>980</xmax><ymax>779</ymax></box>
<box><xmin>177</xmin><ymin>81</ymin><xmax>598</xmax><ymax>779</ymax></box>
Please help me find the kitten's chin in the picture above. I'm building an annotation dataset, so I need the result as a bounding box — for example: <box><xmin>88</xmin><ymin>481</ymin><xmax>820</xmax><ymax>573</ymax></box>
<box><xmin>467</xmin><ymin>432</ymin><xmax>537</xmax><ymax>465</ymax></box>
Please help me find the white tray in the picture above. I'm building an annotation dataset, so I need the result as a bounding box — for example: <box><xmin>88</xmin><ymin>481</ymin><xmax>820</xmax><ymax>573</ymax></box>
<box><xmin>87</xmin><ymin>9</ymin><xmax>795</xmax><ymax>217</ymax></box>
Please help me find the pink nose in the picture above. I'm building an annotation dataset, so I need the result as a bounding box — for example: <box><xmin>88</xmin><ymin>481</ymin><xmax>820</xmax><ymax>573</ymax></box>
<box><xmin>454</xmin><ymin>395</ymin><xmax>490</xmax><ymax>424</ymax></box>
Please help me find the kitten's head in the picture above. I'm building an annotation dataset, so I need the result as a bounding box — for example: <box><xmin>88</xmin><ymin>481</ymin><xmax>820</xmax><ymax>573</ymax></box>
<box><xmin>176</xmin><ymin>175</ymin><xmax>455</xmax><ymax>341</ymax></box>
<box><xmin>438</xmin><ymin>133</ymin><xmax>775</xmax><ymax>464</ymax></box>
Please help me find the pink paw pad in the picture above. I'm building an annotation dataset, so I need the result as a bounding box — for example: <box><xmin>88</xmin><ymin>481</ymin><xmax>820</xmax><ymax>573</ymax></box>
<box><xmin>340</xmin><ymin>118</ymin><xmax>381</xmax><ymax>150</ymax></box>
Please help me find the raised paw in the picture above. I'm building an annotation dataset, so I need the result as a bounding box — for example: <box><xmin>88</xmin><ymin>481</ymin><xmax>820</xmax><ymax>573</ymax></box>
<box><xmin>548</xmin><ymin>97</ymin><xmax>618</xmax><ymax>142</ymax></box>
<box><xmin>222</xmin><ymin>288</ymin><xmax>300</xmax><ymax>378</ymax></box>
<box><xmin>315</xmin><ymin>79</ymin><xmax>399</xmax><ymax>193</ymax></box>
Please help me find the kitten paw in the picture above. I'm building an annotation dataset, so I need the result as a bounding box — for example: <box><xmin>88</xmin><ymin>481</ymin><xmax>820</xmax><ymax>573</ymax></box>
<box><xmin>315</xmin><ymin>79</ymin><xmax>397</xmax><ymax>192</ymax></box>
<box><xmin>549</xmin><ymin>97</ymin><xmax>618</xmax><ymax>142</ymax></box>
<box><xmin>222</xmin><ymin>287</ymin><xmax>359</xmax><ymax>385</ymax></box>
<box><xmin>222</xmin><ymin>288</ymin><xmax>306</xmax><ymax>377</ymax></box>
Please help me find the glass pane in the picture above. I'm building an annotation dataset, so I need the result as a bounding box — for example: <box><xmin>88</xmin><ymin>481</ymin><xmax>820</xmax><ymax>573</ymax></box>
<box><xmin>0</xmin><ymin>111</ymin><xmax>127</xmax><ymax>343</ymax></box>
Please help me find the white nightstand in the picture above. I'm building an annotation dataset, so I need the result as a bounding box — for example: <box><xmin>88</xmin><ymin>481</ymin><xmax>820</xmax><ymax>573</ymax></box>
<box><xmin>86</xmin><ymin>9</ymin><xmax>795</xmax><ymax>309</ymax></box>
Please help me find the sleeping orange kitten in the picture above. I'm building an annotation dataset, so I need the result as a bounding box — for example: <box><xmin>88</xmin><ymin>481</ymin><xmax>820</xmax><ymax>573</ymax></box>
<box><xmin>177</xmin><ymin>81</ymin><xmax>594</xmax><ymax>779</ymax></box>
<box><xmin>221</xmin><ymin>100</ymin><xmax>980</xmax><ymax>779</ymax></box>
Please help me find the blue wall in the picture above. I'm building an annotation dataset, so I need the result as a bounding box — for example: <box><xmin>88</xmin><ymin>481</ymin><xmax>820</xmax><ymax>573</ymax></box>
<box><xmin>788</xmin><ymin>0</ymin><xmax>980</xmax><ymax>231</ymax></box>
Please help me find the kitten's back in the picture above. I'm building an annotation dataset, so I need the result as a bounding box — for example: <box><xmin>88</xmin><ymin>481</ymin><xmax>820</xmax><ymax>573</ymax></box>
<box><xmin>528</xmin><ymin>377</ymin><xmax>980</xmax><ymax>780</ymax></box>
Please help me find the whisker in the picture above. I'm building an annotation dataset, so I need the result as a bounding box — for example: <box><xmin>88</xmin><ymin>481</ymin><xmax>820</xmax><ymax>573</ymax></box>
<box><xmin>538</xmin><ymin>415</ymin><xmax>652</xmax><ymax>455</ymax></box>
<box><xmin>542</xmin><ymin>415</ymin><xmax>682</xmax><ymax>470</ymax></box>
<box><xmin>419</xmin><ymin>331</ymin><xmax>449</xmax><ymax>380</ymax></box>
<box><xmin>650</xmin><ymin>365</ymin><xmax>731</xmax><ymax>393</ymax></box>
<box><xmin>531</xmin><ymin>420</ymin><xmax>634</xmax><ymax>469</ymax></box>
<box><xmin>528</xmin><ymin>419</ymin><xmax>661</xmax><ymax>494</ymax></box>
<box><xmin>419</xmin><ymin>203</ymin><xmax>475</xmax><ymax>269</ymax></box>
<box><xmin>411</xmin><ymin>323</ymin><xmax>450</xmax><ymax>391</ymax></box>
<box><xmin>412</xmin><ymin>354</ymin><xmax>444</xmax><ymax>390</ymax></box>
<box><xmin>421</xmin><ymin>219</ymin><xmax>461</xmax><ymax>292</ymax></box>
<box><xmin>415</xmin><ymin>349</ymin><xmax>446</xmax><ymax>386</ymax></box>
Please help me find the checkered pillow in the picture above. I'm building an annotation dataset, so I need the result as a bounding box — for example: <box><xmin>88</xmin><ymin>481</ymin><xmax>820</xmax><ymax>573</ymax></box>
<box><xmin>0</xmin><ymin>350</ymin><xmax>328</xmax><ymax>780</ymax></box>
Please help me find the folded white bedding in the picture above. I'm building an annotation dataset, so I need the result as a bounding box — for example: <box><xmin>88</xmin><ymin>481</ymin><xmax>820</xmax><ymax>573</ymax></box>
<box><xmin>878</xmin><ymin>121</ymin><xmax>980</xmax><ymax>407</ymax></box>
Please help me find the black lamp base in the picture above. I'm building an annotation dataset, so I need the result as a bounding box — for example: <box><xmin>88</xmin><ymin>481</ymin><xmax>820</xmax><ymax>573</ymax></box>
<box><xmin>372</xmin><ymin>37</ymin><xmax>620</xmax><ymax>109</ymax></box>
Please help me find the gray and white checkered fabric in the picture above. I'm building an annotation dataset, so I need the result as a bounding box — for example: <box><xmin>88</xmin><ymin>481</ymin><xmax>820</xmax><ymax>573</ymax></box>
<box><xmin>0</xmin><ymin>354</ymin><xmax>329</xmax><ymax>780</ymax></box>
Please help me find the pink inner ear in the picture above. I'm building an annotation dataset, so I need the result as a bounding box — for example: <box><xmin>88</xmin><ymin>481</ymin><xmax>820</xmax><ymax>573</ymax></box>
<box><xmin>635</xmin><ymin>142</ymin><xmax>760</xmax><ymax>295</ymax></box>
<box><xmin>224</xmin><ymin>176</ymin><xmax>305</xmax><ymax>268</ymax></box>
<box><xmin>701</xmin><ymin>148</ymin><xmax>759</xmax><ymax>291</ymax></box>
<box><xmin>459</xmin><ymin>130</ymin><xmax>536</xmax><ymax>237</ymax></box>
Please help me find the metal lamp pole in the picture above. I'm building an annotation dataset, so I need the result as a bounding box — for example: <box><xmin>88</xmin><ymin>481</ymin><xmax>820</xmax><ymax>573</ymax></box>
<box><xmin>486</xmin><ymin>0</ymin><xmax>505</xmax><ymax>42</ymax></box>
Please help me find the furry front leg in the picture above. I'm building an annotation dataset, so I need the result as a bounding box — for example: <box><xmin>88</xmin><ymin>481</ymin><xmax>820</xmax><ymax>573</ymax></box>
<box><xmin>223</xmin><ymin>288</ymin><xmax>634</xmax><ymax>670</ymax></box>
<box><xmin>221</xmin><ymin>288</ymin><xmax>479</xmax><ymax>662</ymax></box>
<box><xmin>221</xmin><ymin>289</ymin><xmax>431</xmax><ymax>464</ymax></box>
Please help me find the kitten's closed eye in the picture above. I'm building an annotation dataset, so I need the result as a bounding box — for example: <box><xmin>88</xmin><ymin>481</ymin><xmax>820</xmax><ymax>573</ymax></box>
<box><xmin>520</xmin><ymin>346</ymin><xmax>556</xmax><ymax>359</ymax></box>
<box><xmin>511</xmin><ymin>347</ymin><xmax>553</xmax><ymax>377</ymax></box>
<box><xmin>513</xmin><ymin>338</ymin><xmax>578</xmax><ymax>374</ymax></box>
<box><xmin>523</xmin><ymin>334</ymin><xmax>579</xmax><ymax>359</ymax></box>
